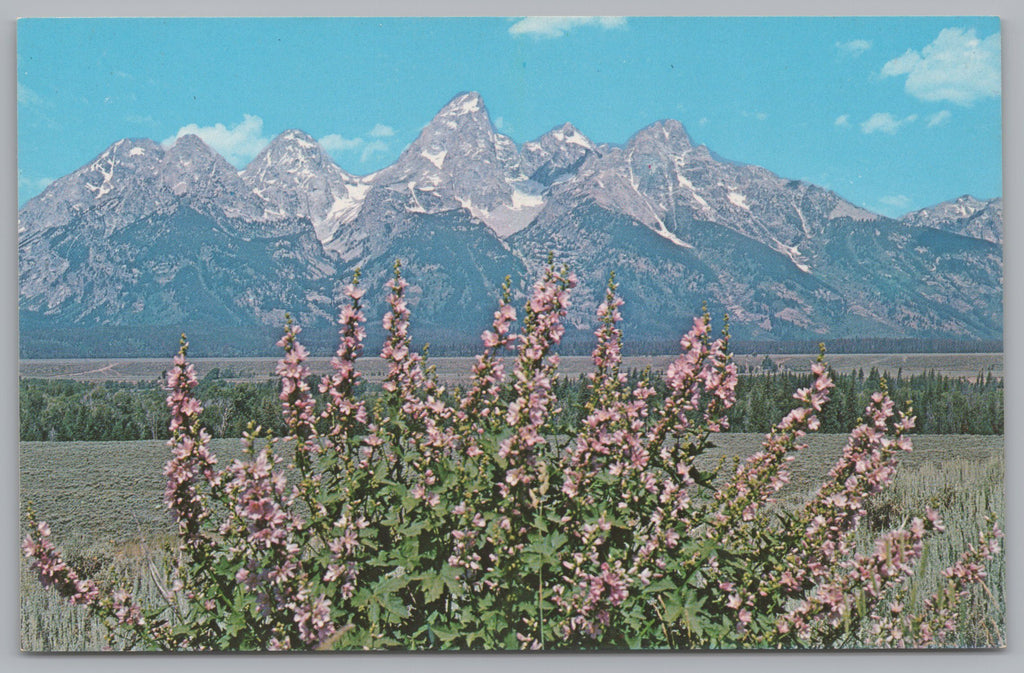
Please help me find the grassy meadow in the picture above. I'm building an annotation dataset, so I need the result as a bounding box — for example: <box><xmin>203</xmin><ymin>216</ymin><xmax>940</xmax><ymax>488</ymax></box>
<box><xmin>20</xmin><ymin>433</ymin><xmax>1005</xmax><ymax>651</ymax></box>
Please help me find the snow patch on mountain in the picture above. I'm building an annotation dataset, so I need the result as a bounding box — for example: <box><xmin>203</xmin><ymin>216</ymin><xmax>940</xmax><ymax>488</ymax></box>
<box><xmin>483</xmin><ymin>189</ymin><xmax>547</xmax><ymax>238</ymax></box>
<box><xmin>652</xmin><ymin>221</ymin><xmax>693</xmax><ymax>249</ymax></box>
<box><xmin>421</xmin><ymin>149</ymin><xmax>447</xmax><ymax>169</ymax></box>
<box><xmin>727</xmin><ymin>190</ymin><xmax>750</xmax><ymax>211</ymax></box>
<box><xmin>447</xmin><ymin>92</ymin><xmax>483</xmax><ymax>115</ymax></box>
<box><xmin>777</xmin><ymin>242</ymin><xmax>812</xmax><ymax>273</ymax></box>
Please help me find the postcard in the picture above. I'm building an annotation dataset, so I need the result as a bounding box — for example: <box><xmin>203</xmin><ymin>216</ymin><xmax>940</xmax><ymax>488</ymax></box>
<box><xmin>18</xmin><ymin>16</ymin><xmax>1004</xmax><ymax>651</ymax></box>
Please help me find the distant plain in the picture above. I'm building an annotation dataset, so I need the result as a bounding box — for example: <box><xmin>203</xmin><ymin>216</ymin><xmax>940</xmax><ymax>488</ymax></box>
<box><xmin>18</xmin><ymin>352</ymin><xmax>1004</xmax><ymax>385</ymax></box>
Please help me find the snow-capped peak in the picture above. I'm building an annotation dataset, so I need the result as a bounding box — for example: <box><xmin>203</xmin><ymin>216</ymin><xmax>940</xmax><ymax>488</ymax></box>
<box><xmin>441</xmin><ymin>91</ymin><xmax>485</xmax><ymax>117</ymax></box>
<box><xmin>277</xmin><ymin>128</ymin><xmax>320</xmax><ymax>148</ymax></box>
<box><xmin>549</xmin><ymin>122</ymin><xmax>597</xmax><ymax>152</ymax></box>
<box><xmin>520</xmin><ymin>122</ymin><xmax>598</xmax><ymax>186</ymax></box>
<box><xmin>245</xmin><ymin>129</ymin><xmax>341</xmax><ymax>172</ymax></box>
<box><xmin>239</xmin><ymin>129</ymin><xmax>367</xmax><ymax>242</ymax></box>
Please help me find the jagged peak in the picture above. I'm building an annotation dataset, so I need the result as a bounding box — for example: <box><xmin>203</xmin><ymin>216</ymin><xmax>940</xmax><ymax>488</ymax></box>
<box><xmin>628</xmin><ymin>118</ymin><xmax>693</xmax><ymax>149</ymax></box>
<box><xmin>909</xmin><ymin>193</ymin><xmax>1001</xmax><ymax>215</ymax></box>
<box><xmin>244</xmin><ymin>129</ymin><xmax>332</xmax><ymax>172</ymax></box>
<box><xmin>162</xmin><ymin>134</ymin><xmax>245</xmax><ymax>186</ymax></box>
<box><xmin>950</xmin><ymin>194</ymin><xmax>1001</xmax><ymax>208</ymax></box>
<box><xmin>266</xmin><ymin>128</ymin><xmax>322</xmax><ymax>151</ymax></box>
<box><xmin>528</xmin><ymin>122</ymin><xmax>596</xmax><ymax>151</ymax></box>
<box><xmin>165</xmin><ymin>133</ymin><xmax>223</xmax><ymax>159</ymax></box>
<box><xmin>278</xmin><ymin>128</ymin><xmax>316</xmax><ymax>141</ymax></box>
<box><xmin>91</xmin><ymin>137</ymin><xmax>163</xmax><ymax>163</ymax></box>
<box><xmin>108</xmin><ymin>136</ymin><xmax>161</xmax><ymax>151</ymax></box>
<box><xmin>439</xmin><ymin>91</ymin><xmax>486</xmax><ymax>116</ymax></box>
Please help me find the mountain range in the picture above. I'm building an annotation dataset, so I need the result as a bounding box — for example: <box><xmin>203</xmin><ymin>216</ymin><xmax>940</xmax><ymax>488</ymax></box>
<box><xmin>18</xmin><ymin>92</ymin><xmax>1003</xmax><ymax>357</ymax></box>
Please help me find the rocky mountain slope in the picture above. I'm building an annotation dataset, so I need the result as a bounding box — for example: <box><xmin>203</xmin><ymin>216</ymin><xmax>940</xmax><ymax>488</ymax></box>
<box><xmin>18</xmin><ymin>92</ymin><xmax>1003</xmax><ymax>356</ymax></box>
<box><xmin>901</xmin><ymin>195</ymin><xmax>1003</xmax><ymax>245</ymax></box>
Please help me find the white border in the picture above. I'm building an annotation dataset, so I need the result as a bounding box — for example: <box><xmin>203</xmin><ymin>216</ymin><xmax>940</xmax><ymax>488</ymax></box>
<box><xmin>3</xmin><ymin>2</ymin><xmax>1019</xmax><ymax>672</ymax></box>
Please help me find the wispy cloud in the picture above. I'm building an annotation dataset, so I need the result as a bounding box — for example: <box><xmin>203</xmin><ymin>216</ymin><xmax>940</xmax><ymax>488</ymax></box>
<box><xmin>360</xmin><ymin>140</ymin><xmax>390</xmax><ymax>162</ymax></box>
<box><xmin>125</xmin><ymin>113</ymin><xmax>157</xmax><ymax>126</ymax></box>
<box><xmin>18</xmin><ymin>174</ymin><xmax>55</xmax><ymax>194</ymax></box>
<box><xmin>163</xmin><ymin>114</ymin><xmax>269</xmax><ymax>166</ymax></box>
<box><xmin>509</xmin><ymin>16</ymin><xmax>626</xmax><ymax>39</ymax></box>
<box><xmin>17</xmin><ymin>82</ymin><xmax>44</xmax><ymax>106</ymax></box>
<box><xmin>834</xmin><ymin>114</ymin><xmax>851</xmax><ymax>127</ymax></box>
<box><xmin>880</xmin><ymin>194</ymin><xmax>912</xmax><ymax>211</ymax></box>
<box><xmin>741</xmin><ymin>111</ymin><xmax>768</xmax><ymax>121</ymax></box>
<box><xmin>881</xmin><ymin>27</ymin><xmax>1000</xmax><ymax>105</ymax></box>
<box><xmin>927</xmin><ymin>110</ymin><xmax>952</xmax><ymax>127</ymax></box>
<box><xmin>319</xmin><ymin>134</ymin><xmax>364</xmax><ymax>154</ymax></box>
<box><xmin>319</xmin><ymin>125</ymin><xmax>395</xmax><ymax>164</ymax></box>
<box><xmin>836</xmin><ymin>39</ymin><xmax>872</xmax><ymax>56</ymax></box>
<box><xmin>860</xmin><ymin>112</ymin><xmax>917</xmax><ymax>135</ymax></box>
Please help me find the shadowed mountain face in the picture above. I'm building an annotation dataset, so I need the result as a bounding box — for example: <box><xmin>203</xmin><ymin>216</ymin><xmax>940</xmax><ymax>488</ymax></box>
<box><xmin>18</xmin><ymin>92</ymin><xmax>1002</xmax><ymax>356</ymax></box>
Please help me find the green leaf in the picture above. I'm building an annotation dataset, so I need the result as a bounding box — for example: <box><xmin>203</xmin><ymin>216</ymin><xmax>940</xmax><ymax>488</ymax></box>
<box><xmin>420</xmin><ymin>573</ymin><xmax>444</xmax><ymax>603</ymax></box>
<box><xmin>522</xmin><ymin>530</ymin><xmax>568</xmax><ymax>571</ymax></box>
<box><xmin>351</xmin><ymin>587</ymin><xmax>372</xmax><ymax>608</ymax></box>
<box><xmin>680</xmin><ymin>601</ymin><xmax>706</xmax><ymax>639</ymax></box>
<box><xmin>662</xmin><ymin>597</ymin><xmax>684</xmax><ymax>623</ymax></box>
<box><xmin>439</xmin><ymin>563</ymin><xmax>465</xmax><ymax>598</ymax></box>
<box><xmin>383</xmin><ymin>593</ymin><xmax>411</xmax><ymax>622</ymax></box>
<box><xmin>373</xmin><ymin>459</ymin><xmax>389</xmax><ymax>482</ymax></box>
<box><xmin>427</xmin><ymin>622</ymin><xmax>460</xmax><ymax>643</ymax></box>
<box><xmin>644</xmin><ymin>578</ymin><xmax>677</xmax><ymax>594</ymax></box>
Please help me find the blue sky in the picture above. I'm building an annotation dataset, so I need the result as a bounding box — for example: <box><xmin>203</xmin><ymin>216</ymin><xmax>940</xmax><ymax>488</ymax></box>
<box><xmin>17</xmin><ymin>16</ymin><xmax>1002</xmax><ymax>217</ymax></box>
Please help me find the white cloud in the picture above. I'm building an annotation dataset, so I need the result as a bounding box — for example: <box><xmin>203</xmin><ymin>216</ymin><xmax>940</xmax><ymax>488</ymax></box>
<box><xmin>836</xmin><ymin>39</ymin><xmax>872</xmax><ymax>56</ymax></box>
<box><xmin>881</xmin><ymin>28</ymin><xmax>1000</xmax><ymax>105</ymax></box>
<box><xmin>319</xmin><ymin>134</ymin><xmax>364</xmax><ymax>153</ymax></box>
<box><xmin>834</xmin><ymin>114</ymin><xmax>851</xmax><ymax>127</ymax></box>
<box><xmin>927</xmin><ymin>110</ymin><xmax>952</xmax><ymax>127</ymax></box>
<box><xmin>360</xmin><ymin>140</ymin><xmax>390</xmax><ymax>163</ymax></box>
<box><xmin>319</xmin><ymin>125</ymin><xmax>394</xmax><ymax>164</ymax></box>
<box><xmin>741</xmin><ymin>111</ymin><xmax>768</xmax><ymax>121</ymax></box>
<box><xmin>860</xmin><ymin>112</ymin><xmax>917</xmax><ymax>135</ymax></box>
<box><xmin>18</xmin><ymin>174</ymin><xmax>54</xmax><ymax>194</ymax></box>
<box><xmin>880</xmin><ymin>194</ymin><xmax>912</xmax><ymax>210</ymax></box>
<box><xmin>509</xmin><ymin>16</ymin><xmax>626</xmax><ymax>39</ymax></box>
<box><xmin>163</xmin><ymin>114</ymin><xmax>269</xmax><ymax>166</ymax></box>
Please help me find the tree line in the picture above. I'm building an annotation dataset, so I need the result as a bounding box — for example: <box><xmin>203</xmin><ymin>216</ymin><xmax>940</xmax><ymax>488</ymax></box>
<box><xmin>20</xmin><ymin>365</ymin><xmax>1003</xmax><ymax>442</ymax></box>
<box><xmin>19</xmin><ymin>375</ymin><xmax>288</xmax><ymax>442</ymax></box>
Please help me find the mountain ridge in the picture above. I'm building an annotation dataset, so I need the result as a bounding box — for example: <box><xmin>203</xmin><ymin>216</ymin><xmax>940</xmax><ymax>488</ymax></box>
<box><xmin>18</xmin><ymin>92</ymin><xmax>1003</xmax><ymax>357</ymax></box>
